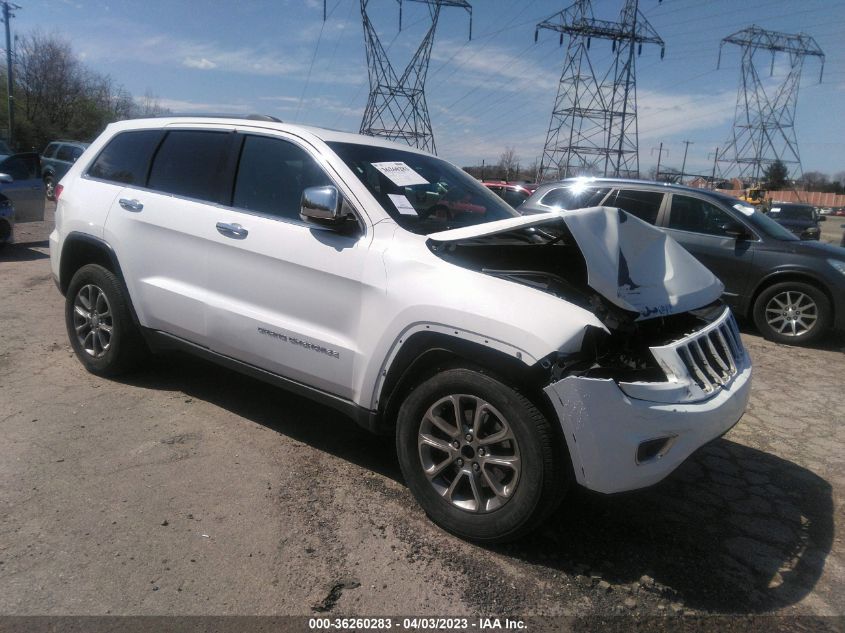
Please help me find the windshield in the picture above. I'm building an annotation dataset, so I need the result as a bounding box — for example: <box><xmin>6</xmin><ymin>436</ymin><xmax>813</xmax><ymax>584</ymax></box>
<box><xmin>327</xmin><ymin>141</ymin><xmax>518</xmax><ymax>234</ymax></box>
<box><xmin>722</xmin><ymin>198</ymin><xmax>798</xmax><ymax>240</ymax></box>
<box><xmin>769</xmin><ymin>204</ymin><xmax>815</xmax><ymax>221</ymax></box>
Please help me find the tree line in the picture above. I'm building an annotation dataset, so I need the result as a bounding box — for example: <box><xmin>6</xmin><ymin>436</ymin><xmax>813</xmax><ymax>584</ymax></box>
<box><xmin>0</xmin><ymin>31</ymin><xmax>166</xmax><ymax>153</ymax></box>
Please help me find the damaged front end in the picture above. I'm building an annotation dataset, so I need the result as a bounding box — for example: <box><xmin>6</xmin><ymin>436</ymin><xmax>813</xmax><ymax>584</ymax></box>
<box><xmin>428</xmin><ymin>208</ymin><xmax>752</xmax><ymax>494</ymax></box>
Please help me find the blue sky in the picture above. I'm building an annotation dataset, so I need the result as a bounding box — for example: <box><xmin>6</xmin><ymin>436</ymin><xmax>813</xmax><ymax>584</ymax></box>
<box><xmin>14</xmin><ymin>0</ymin><xmax>845</xmax><ymax>175</ymax></box>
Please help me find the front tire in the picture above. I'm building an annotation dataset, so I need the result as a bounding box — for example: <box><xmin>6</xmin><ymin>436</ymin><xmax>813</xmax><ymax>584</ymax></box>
<box><xmin>65</xmin><ymin>264</ymin><xmax>148</xmax><ymax>376</ymax></box>
<box><xmin>396</xmin><ymin>368</ymin><xmax>568</xmax><ymax>542</ymax></box>
<box><xmin>752</xmin><ymin>281</ymin><xmax>831</xmax><ymax>346</ymax></box>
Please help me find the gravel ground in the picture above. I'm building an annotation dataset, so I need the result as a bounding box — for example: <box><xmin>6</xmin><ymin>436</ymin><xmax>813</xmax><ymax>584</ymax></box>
<box><xmin>820</xmin><ymin>218</ymin><xmax>845</xmax><ymax>246</ymax></box>
<box><xmin>1</xmin><ymin>206</ymin><xmax>843</xmax><ymax>619</ymax></box>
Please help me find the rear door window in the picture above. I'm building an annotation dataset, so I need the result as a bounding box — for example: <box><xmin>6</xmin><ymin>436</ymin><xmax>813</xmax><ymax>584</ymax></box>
<box><xmin>148</xmin><ymin>130</ymin><xmax>231</xmax><ymax>203</ymax></box>
<box><xmin>232</xmin><ymin>135</ymin><xmax>332</xmax><ymax>221</ymax></box>
<box><xmin>56</xmin><ymin>145</ymin><xmax>74</xmax><ymax>162</ymax></box>
<box><xmin>539</xmin><ymin>185</ymin><xmax>609</xmax><ymax>209</ymax></box>
<box><xmin>88</xmin><ymin>130</ymin><xmax>165</xmax><ymax>186</ymax></box>
<box><xmin>606</xmin><ymin>189</ymin><xmax>664</xmax><ymax>224</ymax></box>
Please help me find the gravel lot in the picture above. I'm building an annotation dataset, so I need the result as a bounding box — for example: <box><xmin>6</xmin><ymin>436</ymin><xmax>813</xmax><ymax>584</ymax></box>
<box><xmin>1</xmin><ymin>206</ymin><xmax>843</xmax><ymax>618</ymax></box>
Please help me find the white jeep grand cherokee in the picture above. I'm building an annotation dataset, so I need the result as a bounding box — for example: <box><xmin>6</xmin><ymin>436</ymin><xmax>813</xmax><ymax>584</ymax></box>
<box><xmin>50</xmin><ymin>116</ymin><xmax>751</xmax><ymax>542</ymax></box>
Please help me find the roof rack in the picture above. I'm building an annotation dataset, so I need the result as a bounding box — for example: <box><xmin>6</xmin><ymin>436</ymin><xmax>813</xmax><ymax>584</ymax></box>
<box><xmin>156</xmin><ymin>113</ymin><xmax>283</xmax><ymax>123</ymax></box>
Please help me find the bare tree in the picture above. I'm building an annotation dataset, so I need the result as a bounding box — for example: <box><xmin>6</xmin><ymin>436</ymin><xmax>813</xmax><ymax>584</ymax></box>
<box><xmin>5</xmin><ymin>30</ymin><xmax>150</xmax><ymax>150</ymax></box>
<box><xmin>498</xmin><ymin>147</ymin><xmax>519</xmax><ymax>181</ymax></box>
<box><xmin>135</xmin><ymin>88</ymin><xmax>168</xmax><ymax>118</ymax></box>
<box><xmin>800</xmin><ymin>171</ymin><xmax>829</xmax><ymax>190</ymax></box>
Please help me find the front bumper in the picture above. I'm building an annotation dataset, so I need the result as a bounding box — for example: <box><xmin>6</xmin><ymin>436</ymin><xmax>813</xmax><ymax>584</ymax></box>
<box><xmin>543</xmin><ymin>310</ymin><xmax>752</xmax><ymax>494</ymax></box>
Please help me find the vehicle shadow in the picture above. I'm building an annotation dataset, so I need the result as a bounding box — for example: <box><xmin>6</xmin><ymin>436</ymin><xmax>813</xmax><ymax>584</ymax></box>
<box><xmin>497</xmin><ymin>439</ymin><xmax>835</xmax><ymax>613</ymax></box>
<box><xmin>0</xmin><ymin>240</ymin><xmax>50</xmax><ymax>261</ymax></box>
<box><xmin>121</xmin><ymin>353</ymin><xmax>402</xmax><ymax>483</ymax></box>
<box><xmin>119</xmin><ymin>353</ymin><xmax>833</xmax><ymax>614</ymax></box>
<box><xmin>737</xmin><ymin>319</ymin><xmax>845</xmax><ymax>353</ymax></box>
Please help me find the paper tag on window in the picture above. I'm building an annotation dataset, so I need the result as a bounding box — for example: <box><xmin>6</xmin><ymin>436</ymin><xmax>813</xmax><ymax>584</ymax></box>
<box><xmin>733</xmin><ymin>204</ymin><xmax>755</xmax><ymax>217</ymax></box>
<box><xmin>388</xmin><ymin>193</ymin><xmax>418</xmax><ymax>216</ymax></box>
<box><xmin>372</xmin><ymin>161</ymin><xmax>429</xmax><ymax>187</ymax></box>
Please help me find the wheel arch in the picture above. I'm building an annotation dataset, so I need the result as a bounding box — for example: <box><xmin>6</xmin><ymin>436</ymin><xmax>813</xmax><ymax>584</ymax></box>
<box><xmin>748</xmin><ymin>270</ymin><xmax>834</xmax><ymax>322</ymax></box>
<box><xmin>374</xmin><ymin>331</ymin><xmax>559</xmax><ymax>436</ymax></box>
<box><xmin>59</xmin><ymin>232</ymin><xmax>141</xmax><ymax>327</ymax></box>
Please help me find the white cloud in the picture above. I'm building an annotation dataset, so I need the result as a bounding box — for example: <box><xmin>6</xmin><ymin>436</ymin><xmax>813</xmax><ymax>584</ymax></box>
<box><xmin>636</xmin><ymin>88</ymin><xmax>736</xmax><ymax>140</ymax></box>
<box><xmin>156</xmin><ymin>98</ymin><xmax>251</xmax><ymax>114</ymax></box>
<box><xmin>182</xmin><ymin>57</ymin><xmax>217</xmax><ymax>70</ymax></box>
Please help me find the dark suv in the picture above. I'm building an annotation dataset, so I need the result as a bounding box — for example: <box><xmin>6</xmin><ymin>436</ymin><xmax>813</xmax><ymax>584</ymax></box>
<box><xmin>522</xmin><ymin>178</ymin><xmax>845</xmax><ymax>345</ymax></box>
<box><xmin>766</xmin><ymin>202</ymin><xmax>822</xmax><ymax>240</ymax></box>
<box><xmin>41</xmin><ymin>140</ymin><xmax>89</xmax><ymax>200</ymax></box>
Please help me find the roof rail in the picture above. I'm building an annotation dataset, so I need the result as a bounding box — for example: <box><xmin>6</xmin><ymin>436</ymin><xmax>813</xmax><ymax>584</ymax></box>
<box><xmin>156</xmin><ymin>113</ymin><xmax>283</xmax><ymax>123</ymax></box>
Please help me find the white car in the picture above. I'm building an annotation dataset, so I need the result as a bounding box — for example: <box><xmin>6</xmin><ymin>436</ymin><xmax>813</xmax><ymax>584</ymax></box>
<box><xmin>49</xmin><ymin>116</ymin><xmax>751</xmax><ymax>542</ymax></box>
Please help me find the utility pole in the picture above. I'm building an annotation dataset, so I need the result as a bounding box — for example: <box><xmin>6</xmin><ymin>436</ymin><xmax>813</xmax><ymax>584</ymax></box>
<box><xmin>1</xmin><ymin>2</ymin><xmax>19</xmax><ymax>148</ymax></box>
<box><xmin>652</xmin><ymin>142</ymin><xmax>665</xmax><ymax>179</ymax></box>
<box><xmin>680</xmin><ymin>139</ymin><xmax>693</xmax><ymax>179</ymax></box>
<box><xmin>710</xmin><ymin>146</ymin><xmax>719</xmax><ymax>186</ymax></box>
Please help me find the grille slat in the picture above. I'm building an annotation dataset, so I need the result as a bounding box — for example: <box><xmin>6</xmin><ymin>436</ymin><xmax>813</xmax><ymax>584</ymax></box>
<box><xmin>667</xmin><ymin>312</ymin><xmax>744</xmax><ymax>396</ymax></box>
<box><xmin>713</xmin><ymin>329</ymin><xmax>737</xmax><ymax>374</ymax></box>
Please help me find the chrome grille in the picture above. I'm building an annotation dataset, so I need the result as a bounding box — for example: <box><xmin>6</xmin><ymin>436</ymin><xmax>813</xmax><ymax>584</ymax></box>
<box><xmin>675</xmin><ymin>313</ymin><xmax>744</xmax><ymax>393</ymax></box>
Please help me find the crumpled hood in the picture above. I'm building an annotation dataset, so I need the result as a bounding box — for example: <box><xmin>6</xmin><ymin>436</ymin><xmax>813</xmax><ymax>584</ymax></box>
<box><xmin>427</xmin><ymin>207</ymin><xmax>724</xmax><ymax>319</ymax></box>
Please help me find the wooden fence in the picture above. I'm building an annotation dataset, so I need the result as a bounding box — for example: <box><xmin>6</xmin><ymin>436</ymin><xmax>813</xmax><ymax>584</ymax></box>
<box><xmin>717</xmin><ymin>189</ymin><xmax>845</xmax><ymax>207</ymax></box>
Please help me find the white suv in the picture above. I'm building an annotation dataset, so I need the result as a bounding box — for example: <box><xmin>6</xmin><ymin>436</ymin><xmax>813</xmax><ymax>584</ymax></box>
<box><xmin>50</xmin><ymin>116</ymin><xmax>752</xmax><ymax>542</ymax></box>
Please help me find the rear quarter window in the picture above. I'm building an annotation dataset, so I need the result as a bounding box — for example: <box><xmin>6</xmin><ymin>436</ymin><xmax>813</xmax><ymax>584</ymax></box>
<box><xmin>539</xmin><ymin>185</ymin><xmax>609</xmax><ymax>209</ymax></box>
<box><xmin>606</xmin><ymin>189</ymin><xmax>664</xmax><ymax>224</ymax></box>
<box><xmin>88</xmin><ymin>130</ymin><xmax>165</xmax><ymax>185</ymax></box>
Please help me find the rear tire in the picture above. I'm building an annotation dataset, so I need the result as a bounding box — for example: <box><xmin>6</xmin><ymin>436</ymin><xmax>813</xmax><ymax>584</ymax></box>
<box><xmin>752</xmin><ymin>281</ymin><xmax>831</xmax><ymax>346</ymax></box>
<box><xmin>44</xmin><ymin>175</ymin><xmax>56</xmax><ymax>201</ymax></box>
<box><xmin>396</xmin><ymin>367</ymin><xmax>568</xmax><ymax>543</ymax></box>
<box><xmin>65</xmin><ymin>264</ymin><xmax>148</xmax><ymax>376</ymax></box>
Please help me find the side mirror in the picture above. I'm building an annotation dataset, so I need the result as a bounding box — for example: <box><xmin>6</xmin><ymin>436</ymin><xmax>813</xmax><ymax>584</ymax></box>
<box><xmin>0</xmin><ymin>173</ymin><xmax>13</xmax><ymax>184</ymax></box>
<box><xmin>300</xmin><ymin>185</ymin><xmax>343</xmax><ymax>225</ymax></box>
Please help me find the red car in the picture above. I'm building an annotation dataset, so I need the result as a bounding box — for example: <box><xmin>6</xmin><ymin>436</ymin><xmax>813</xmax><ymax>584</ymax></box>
<box><xmin>483</xmin><ymin>181</ymin><xmax>538</xmax><ymax>209</ymax></box>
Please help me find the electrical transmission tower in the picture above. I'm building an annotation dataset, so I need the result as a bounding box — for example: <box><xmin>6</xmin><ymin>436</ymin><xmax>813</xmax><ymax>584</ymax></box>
<box><xmin>358</xmin><ymin>0</ymin><xmax>472</xmax><ymax>154</ymax></box>
<box><xmin>716</xmin><ymin>26</ymin><xmax>824</xmax><ymax>182</ymax></box>
<box><xmin>535</xmin><ymin>0</ymin><xmax>664</xmax><ymax>181</ymax></box>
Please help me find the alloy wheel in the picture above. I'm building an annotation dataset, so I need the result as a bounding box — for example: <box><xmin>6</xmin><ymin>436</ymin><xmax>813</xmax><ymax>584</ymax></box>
<box><xmin>765</xmin><ymin>290</ymin><xmax>818</xmax><ymax>337</ymax></box>
<box><xmin>72</xmin><ymin>284</ymin><xmax>114</xmax><ymax>358</ymax></box>
<box><xmin>418</xmin><ymin>394</ymin><xmax>521</xmax><ymax>513</ymax></box>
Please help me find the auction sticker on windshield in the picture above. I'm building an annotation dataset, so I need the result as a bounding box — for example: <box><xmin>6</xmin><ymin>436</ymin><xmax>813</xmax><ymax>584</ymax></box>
<box><xmin>372</xmin><ymin>161</ymin><xmax>429</xmax><ymax>187</ymax></box>
<box><xmin>387</xmin><ymin>193</ymin><xmax>418</xmax><ymax>215</ymax></box>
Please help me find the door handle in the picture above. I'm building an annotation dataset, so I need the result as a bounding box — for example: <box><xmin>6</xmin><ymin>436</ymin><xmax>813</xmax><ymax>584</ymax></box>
<box><xmin>119</xmin><ymin>198</ymin><xmax>144</xmax><ymax>212</ymax></box>
<box><xmin>216</xmin><ymin>222</ymin><xmax>248</xmax><ymax>239</ymax></box>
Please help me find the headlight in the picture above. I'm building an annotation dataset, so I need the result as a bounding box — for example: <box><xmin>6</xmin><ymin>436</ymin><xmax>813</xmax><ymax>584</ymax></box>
<box><xmin>828</xmin><ymin>259</ymin><xmax>845</xmax><ymax>276</ymax></box>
